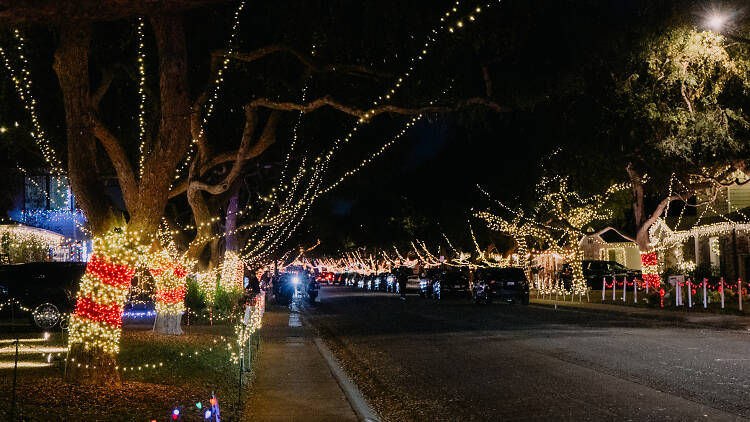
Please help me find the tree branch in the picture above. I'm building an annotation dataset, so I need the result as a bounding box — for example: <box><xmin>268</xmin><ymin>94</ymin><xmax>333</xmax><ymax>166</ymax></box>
<box><xmin>0</xmin><ymin>0</ymin><xmax>231</xmax><ymax>24</ymax></box>
<box><xmin>188</xmin><ymin>106</ymin><xmax>259</xmax><ymax>195</ymax></box>
<box><xmin>170</xmin><ymin>110</ymin><xmax>280</xmax><ymax>198</ymax></box>
<box><xmin>247</xmin><ymin>95</ymin><xmax>511</xmax><ymax>119</ymax></box>
<box><xmin>91</xmin><ymin>69</ymin><xmax>113</xmax><ymax>109</ymax></box>
<box><xmin>90</xmin><ymin>117</ymin><xmax>138</xmax><ymax>212</ymax></box>
<box><xmin>214</xmin><ymin>45</ymin><xmax>389</xmax><ymax>78</ymax></box>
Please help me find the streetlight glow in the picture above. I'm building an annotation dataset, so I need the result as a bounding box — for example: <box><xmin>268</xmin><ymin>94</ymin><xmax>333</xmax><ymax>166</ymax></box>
<box><xmin>707</xmin><ymin>13</ymin><xmax>728</xmax><ymax>31</ymax></box>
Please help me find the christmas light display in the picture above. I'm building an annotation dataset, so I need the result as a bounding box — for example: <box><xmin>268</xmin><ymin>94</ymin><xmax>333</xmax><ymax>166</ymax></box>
<box><xmin>640</xmin><ymin>251</ymin><xmax>660</xmax><ymax>290</ymax></box>
<box><xmin>149</xmin><ymin>248</ymin><xmax>193</xmax><ymax>335</ymax></box>
<box><xmin>195</xmin><ymin>268</ymin><xmax>219</xmax><ymax>305</ymax></box>
<box><xmin>174</xmin><ymin>0</ymin><xmax>248</xmax><ymax>183</ymax></box>
<box><xmin>0</xmin><ymin>30</ymin><xmax>63</xmax><ymax>171</ymax></box>
<box><xmin>68</xmin><ymin>231</ymin><xmax>141</xmax><ymax>354</ymax></box>
<box><xmin>220</xmin><ymin>251</ymin><xmax>244</xmax><ymax>291</ymax></box>
<box><xmin>136</xmin><ymin>17</ymin><xmax>148</xmax><ymax>178</ymax></box>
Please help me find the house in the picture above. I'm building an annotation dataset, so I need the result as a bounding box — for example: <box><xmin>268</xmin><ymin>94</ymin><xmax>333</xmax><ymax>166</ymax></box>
<box><xmin>652</xmin><ymin>177</ymin><xmax>750</xmax><ymax>281</ymax></box>
<box><xmin>579</xmin><ymin>227</ymin><xmax>641</xmax><ymax>271</ymax></box>
<box><xmin>3</xmin><ymin>170</ymin><xmax>90</xmax><ymax>262</ymax></box>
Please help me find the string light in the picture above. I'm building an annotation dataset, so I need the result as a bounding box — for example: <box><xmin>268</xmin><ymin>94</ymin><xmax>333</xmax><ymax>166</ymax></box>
<box><xmin>0</xmin><ymin>30</ymin><xmax>63</xmax><ymax>171</ymax></box>
<box><xmin>174</xmin><ymin>0</ymin><xmax>247</xmax><ymax>183</ymax></box>
<box><xmin>68</xmin><ymin>231</ymin><xmax>143</xmax><ymax>354</ymax></box>
<box><xmin>136</xmin><ymin>18</ymin><xmax>148</xmax><ymax>179</ymax></box>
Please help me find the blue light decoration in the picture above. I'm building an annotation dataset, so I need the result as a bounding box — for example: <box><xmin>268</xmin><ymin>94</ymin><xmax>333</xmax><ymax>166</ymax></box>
<box><xmin>204</xmin><ymin>409</ymin><xmax>212</xmax><ymax>419</ymax></box>
<box><xmin>172</xmin><ymin>408</ymin><xmax>180</xmax><ymax>420</ymax></box>
<box><xmin>19</xmin><ymin>209</ymin><xmax>87</xmax><ymax>239</ymax></box>
<box><xmin>121</xmin><ymin>310</ymin><xmax>157</xmax><ymax>319</ymax></box>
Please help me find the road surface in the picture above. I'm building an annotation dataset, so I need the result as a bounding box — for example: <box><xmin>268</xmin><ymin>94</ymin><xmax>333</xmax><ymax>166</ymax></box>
<box><xmin>302</xmin><ymin>286</ymin><xmax>750</xmax><ymax>421</ymax></box>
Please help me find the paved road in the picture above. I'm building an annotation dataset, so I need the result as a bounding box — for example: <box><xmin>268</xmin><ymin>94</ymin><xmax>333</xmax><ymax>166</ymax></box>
<box><xmin>302</xmin><ymin>286</ymin><xmax>750</xmax><ymax>422</ymax></box>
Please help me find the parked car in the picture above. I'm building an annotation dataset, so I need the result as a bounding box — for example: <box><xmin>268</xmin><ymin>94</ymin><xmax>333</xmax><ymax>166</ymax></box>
<box><xmin>561</xmin><ymin>260</ymin><xmax>641</xmax><ymax>289</ymax></box>
<box><xmin>418</xmin><ymin>268</ymin><xmax>443</xmax><ymax>297</ymax></box>
<box><xmin>432</xmin><ymin>270</ymin><xmax>470</xmax><ymax>300</ymax></box>
<box><xmin>274</xmin><ymin>272</ymin><xmax>303</xmax><ymax>305</ymax></box>
<box><xmin>0</xmin><ymin>262</ymin><xmax>87</xmax><ymax>329</ymax></box>
<box><xmin>383</xmin><ymin>273</ymin><xmax>397</xmax><ymax>292</ymax></box>
<box><xmin>472</xmin><ymin>267</ymin><xmax>529</xmax><ymax>305</ymax></box>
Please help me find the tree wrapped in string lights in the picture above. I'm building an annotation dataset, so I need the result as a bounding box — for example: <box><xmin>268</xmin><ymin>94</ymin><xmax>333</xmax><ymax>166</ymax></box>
<box><xmin>476</xmin><ymin>178</ymin><xmax>629</xmax><ymax>295</ymax></box>
<box><xmin>149</xmin><ymin>249</ymin><xmax>193</xmax><ymax>335</ymax></box>
<box><xmin>67</xmin><ymin>230</ymin><xmax>142</xmax><ymax>384</ymax></box>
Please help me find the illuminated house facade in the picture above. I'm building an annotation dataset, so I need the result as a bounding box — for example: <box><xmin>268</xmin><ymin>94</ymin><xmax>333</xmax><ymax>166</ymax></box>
<box><xmin>4</xmin><ymin>171</ymin><xmax>90</xmax><ymax>262</ymax></box>
<box><xmin>579</xmin><ymin>227</ymin><xmax>641</xmax><ymax>271</ymax></box>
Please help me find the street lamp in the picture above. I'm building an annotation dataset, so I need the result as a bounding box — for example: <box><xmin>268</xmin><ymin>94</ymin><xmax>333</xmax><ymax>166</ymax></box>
<box><xmin>704</xmin><ymin>10</ymin><xmax>750</xmax><ymax>45</ymax></box>
<box><xmin>707</xmin><ymin>13</ymin><xmax>728</xmax><ymax>31</ymax></box>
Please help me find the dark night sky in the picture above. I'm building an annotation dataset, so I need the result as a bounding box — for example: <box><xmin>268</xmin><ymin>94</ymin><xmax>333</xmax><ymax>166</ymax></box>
<box><xmin>0</xmin><ymin>0</ymin><xmax>743</xmax><ymax>255</ymax></box>
<box><xmin>300</xmin><ymin>0</ymin><xmax>745</xmax><ymax>253</ymax></box>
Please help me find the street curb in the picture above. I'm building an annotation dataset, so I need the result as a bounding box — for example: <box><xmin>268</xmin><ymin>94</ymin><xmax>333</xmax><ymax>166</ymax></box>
<box><xmin>313</xmin><ymin>336</ymin><xmax>382</xmax><ymax>422</ymax></box>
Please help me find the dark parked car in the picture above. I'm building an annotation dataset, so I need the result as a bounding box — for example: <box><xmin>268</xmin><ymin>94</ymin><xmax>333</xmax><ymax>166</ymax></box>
<box><xmin>561</xmin><ymin>260</ymin><xmax>641</xmax><ymax>289</ymax></box>
<box><xmin>0</xmin><ymin>262</ymin><xmax>87</xmax><ymax>329</ymax></box>
<box><xmin>432</xmin><ymin>270</ymin><xmax>470</xmax><ymax>300</ymax></box>
<box><xmin>472</xmin><ymin>267</ymin><xmax>529</xmax><ymax>305</ymax></box>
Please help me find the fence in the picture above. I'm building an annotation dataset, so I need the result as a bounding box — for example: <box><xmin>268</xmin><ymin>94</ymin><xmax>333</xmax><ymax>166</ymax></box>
<box><xmin>533</xmin><ymin>276</ymin><xmax>748</xmax><ymax>311</ymax></box>
<box><xmin>599</xmin><ymin>277</ymin><xmax>745</xmax><ymax>310</ymax></box>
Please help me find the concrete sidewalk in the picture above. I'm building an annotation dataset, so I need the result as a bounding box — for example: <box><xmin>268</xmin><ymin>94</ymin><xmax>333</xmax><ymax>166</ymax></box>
<box><xmin>242</xmin><ymin>300</ymin><xmax>358</xmax><ymax>422</ymax></box>
<box><xmin>531</xmin><ymin>296</ymin><xmax>750</xmax><ymax>330</ymax></box>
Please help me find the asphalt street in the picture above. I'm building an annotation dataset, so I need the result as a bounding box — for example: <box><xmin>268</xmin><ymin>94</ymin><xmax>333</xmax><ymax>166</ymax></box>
<box><xmin>302</xmin><ymin>286</ymin><xmax>750</xmax><ymax>422</ymax></box>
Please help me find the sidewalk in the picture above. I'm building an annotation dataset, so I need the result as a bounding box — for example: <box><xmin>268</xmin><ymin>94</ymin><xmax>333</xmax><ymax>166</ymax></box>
<box><xmin>242</xmin><ymin>301</ymin><xmax>358</xmax><ymax>422</ymax></box>
<box><xmin>531</xmin><ymin>297</ymin><xmax>750</xmax><ymax>330</ymax></box>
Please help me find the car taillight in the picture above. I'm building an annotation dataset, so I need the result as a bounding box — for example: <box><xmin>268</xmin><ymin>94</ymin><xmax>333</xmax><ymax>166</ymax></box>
<box><xmin>490</xmin><ymin>280</ymin><xmax>495</xmax><ymax>284</ymax></box>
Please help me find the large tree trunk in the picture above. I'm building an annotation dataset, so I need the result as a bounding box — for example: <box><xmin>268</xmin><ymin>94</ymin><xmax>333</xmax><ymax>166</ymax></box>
<box><xmin>153</xmin><ymin>313</ymin><xmax>183</xmax><ymax>335</ymax></box>
<box><xmin>225</xmin><ymin>190</ymin><xmax>239</xmax><ymax>252</ymax></box>
<box><xmin>129</xmin><ymin>13</ymin><xmax>191</xmax><ymax>234</ymax></box>
<box><xmin>54</xmin><ymin>23</ymin><xmax>128</xmax><ymax>385</ymax></box>
<box><xmin>56</xmin><ymin>13</ymin><xmax>193</xmax><ymax>381</ymax></box>
<box><xmin>53</xmin><ymin>23</ymin><xmax>117</xmax><ymax>236</ymax></box>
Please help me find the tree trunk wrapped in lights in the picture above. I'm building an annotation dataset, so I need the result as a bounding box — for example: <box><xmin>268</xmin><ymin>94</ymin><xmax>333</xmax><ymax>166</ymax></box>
<box><xmin>150</xmin><ymin>250</ymin><xmax>191</xmax><ymax>335</ymax></box>
<box><xmin>567</xmin><ymin>240</ymin><xmax>587</xmax><ymax>295</ymax></box>
<box><xmin>66</xmin><ymin>231</ymin><xmax>141</xmax><ymax>384</ymax></box>
<box><xmin>640</xmin><ymin>251</ymin><xmax>660</xmax><ymax>290</ymax></box>
<box><xmin>220</xmin><ymin>251</ymin><xmax>245</xmax><ymax>291</ymax></box>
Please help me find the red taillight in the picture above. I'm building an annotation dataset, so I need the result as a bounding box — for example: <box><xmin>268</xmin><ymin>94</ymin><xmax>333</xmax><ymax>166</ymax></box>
<box><xmin>490</xmin><ymin>280</ymin><xmax>496</xmax><ymax>284</ymax></box>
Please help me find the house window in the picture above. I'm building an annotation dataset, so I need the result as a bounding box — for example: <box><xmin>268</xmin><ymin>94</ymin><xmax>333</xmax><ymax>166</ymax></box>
<box><xmin>600</xmin><ymin>247</ymin><xmax>626</xmax><ymax>266</ymax></box>
<box><xmin>24</xmin><ymin>176</ymin><xmax>47</xmax><ymax>209</ymax></box>
<box><xmin>24</xmin><ymin>175</ymin><xmax>74</xmax><ymax>211</ymax></box>
<box><xmin>728</xmin><ymin>183</ymin><xmax>750</xmax><ymax>212</ymax></box>
<box><xmin>49</xmin><ymin>176</ymin><xmax>71</xmax><ymax>210</ymax></box>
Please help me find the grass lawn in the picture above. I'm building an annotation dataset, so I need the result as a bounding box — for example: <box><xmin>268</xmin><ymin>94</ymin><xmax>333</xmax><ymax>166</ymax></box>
<box><xmin>0</xmin><ymin>322</ymin><xmax>254</xmax><ymax>421</ymax></box>
<box><xmin>533</xmin><ymin>287</ymin><xmax>750</xmax><ymax>315</ymax></box>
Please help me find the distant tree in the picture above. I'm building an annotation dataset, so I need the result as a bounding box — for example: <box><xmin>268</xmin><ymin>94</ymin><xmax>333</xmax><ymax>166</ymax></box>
<box><xmin>617</xmin><ymin>27</ymin><xmax>750</xmax><ymax>251</ymax></box>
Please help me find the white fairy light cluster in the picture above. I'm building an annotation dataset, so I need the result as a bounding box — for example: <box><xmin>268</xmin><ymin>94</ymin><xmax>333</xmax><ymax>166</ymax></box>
<box><xmin>136</xmin><ymin>17</ymin><xmax>148</xmax><ymax>179</ymax></box>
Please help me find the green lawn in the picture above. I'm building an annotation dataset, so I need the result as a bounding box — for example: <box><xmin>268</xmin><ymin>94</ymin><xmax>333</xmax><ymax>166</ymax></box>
<box><xmin>533</xmin><ymin>287</ymin><xmax>750</xmax><ymax>315</ymax></box>
<box><xmin>0</xmin><ymin>323</ymin><xmax>256</xmax><ymax>421</ymax></box>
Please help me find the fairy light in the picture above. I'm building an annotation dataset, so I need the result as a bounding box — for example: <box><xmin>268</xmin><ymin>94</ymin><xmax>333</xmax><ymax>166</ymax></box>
<box><xmin>136</xmin><ymin>18</ymin><xmax>148</xmax><ymax>179</ymax></box>
<box><xmin>220</xmin><ymin>251</ymin><xmax>244</xmax><ymax>290</ymax></box>
<box><xmin>0</xmin><ymin>30</ymin><xmax>63</xmax><ymax>172</ymax></box>
<box><xmin>204</xmin><ymin>1</ymin><xmax>500</xmax><ymax>266</ymax></box>
<box><xmin>68</xmin><ymin>231</ymin><xmax>143</xmax><ymax>354</ymax></box>
<box><xmin>174</xmin><ymin>0</ymin><xmax>248</xmax><ymax>184</ymax></box>
<box><xmin>149</xmin><ymin>249</ymin><xmax>193</xmax><ymax>320</ymax></box>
